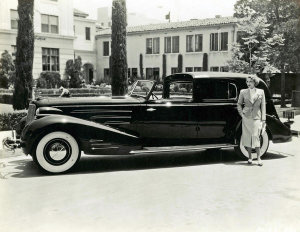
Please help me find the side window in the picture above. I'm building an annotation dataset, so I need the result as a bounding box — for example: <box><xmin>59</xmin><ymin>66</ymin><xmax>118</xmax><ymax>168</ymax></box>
<box><xmin>168</xmin><ymin>81</ymin><xmax>193</xmax><ymax>100</ymax></box>
<box><xmin>194</xmin><ymin>79</ymin><xmax>237</xmax><ymax>101</ymax></box>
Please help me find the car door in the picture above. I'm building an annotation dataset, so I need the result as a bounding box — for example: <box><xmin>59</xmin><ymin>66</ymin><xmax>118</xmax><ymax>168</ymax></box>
<box><xmin>136</xmin><ymin>82</ymin><xmax>199</xmax><ymax>146</ymax></box>
<box><xmin>193</xmin><ymin>78</ymin><xmax>239</xmax><ymax>144</ymax></box>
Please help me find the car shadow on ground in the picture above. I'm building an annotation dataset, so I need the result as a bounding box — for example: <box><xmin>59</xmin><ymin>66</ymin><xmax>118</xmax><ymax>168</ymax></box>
<box><xmin>4</xmin><ymin>148</ymin><xmax>289</xmax><ymax>178</ymax></box>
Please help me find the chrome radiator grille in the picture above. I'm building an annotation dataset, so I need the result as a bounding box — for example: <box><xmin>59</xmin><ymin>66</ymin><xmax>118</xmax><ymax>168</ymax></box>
<box><xmin>26</xmin><ymin>104</ymin><xmax>36</xmax><ymax>124</ymax></box>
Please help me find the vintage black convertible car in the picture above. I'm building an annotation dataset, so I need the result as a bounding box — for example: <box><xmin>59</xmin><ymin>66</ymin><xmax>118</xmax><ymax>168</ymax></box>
<box><xmin>17</xmin><ymin>72</ymin><xmax>292</xmax><ymax>173</ymax></box>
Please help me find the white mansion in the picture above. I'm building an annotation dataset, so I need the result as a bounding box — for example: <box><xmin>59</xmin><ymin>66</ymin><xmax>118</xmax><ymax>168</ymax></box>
<box><xmin>96</xmin><ymin>16</ymin><xmax>240</xmax><ymax>81</ymax></box>
<box><xmin>0</xmin><ymin>0</ymin><xmax>241</xmax><ymax>84</ymax></box>
<box><xmin>0</xmin><ymin>0</ymin><xmax>96</xmax><ymax>83</ymax></box>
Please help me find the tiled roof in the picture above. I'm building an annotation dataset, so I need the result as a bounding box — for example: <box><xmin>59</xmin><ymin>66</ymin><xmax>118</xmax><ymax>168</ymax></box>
<box><xmin>73</xmin><ymin>8</ymin><xmax>89</xmax><ymax>18</ymax></box>
<box><xmin>97</xmin><ymin>16</ymin><xmax>242</xmax><ymax>36</ymax></box>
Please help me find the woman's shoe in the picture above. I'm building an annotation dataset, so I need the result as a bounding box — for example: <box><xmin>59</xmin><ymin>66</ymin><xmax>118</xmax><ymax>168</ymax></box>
<box><xmin>258</xmin><ymin>160</ymin><xmax>263</xmax><ymax>166</ymax></box>
<box><xmin>248</xmin><ymin>159</ymin><xmax>253</xmax><ymax>164</ymax></box>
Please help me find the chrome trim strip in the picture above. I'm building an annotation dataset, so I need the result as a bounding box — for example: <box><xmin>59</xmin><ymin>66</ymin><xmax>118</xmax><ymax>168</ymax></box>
<box><xmin>91</xmin><ymin>147</ymin><xmax>119</xmax><ymax>150</ymax></box>
<box><xmin>54</xmin><ymin>104</ymin><xmax>141</xmax><ymax>108</ymax></box>
<box><xmin>135</xmin><ymin>121</ymin><xmax>226</xmax><ymax>125</ymax></box>
<box><xmin>130</xmin><ymin>144</ymin><xmax>237</xmax><ymax>154</ymax></box>
<box><xmin>91</xmin><ymin>143</ymin><xmax>113</xmax><ymax>146</ymax></box>
<box><xmin>89</xmin><ymin>139</ymin><xmax>104</xmax><ymax>142</ymax></box>
<box><xmin>146</xmin><ymin>103</ymin><xmax>237</xmax><ymax>107</ymax></box>
<box><xmin>90</xmin><ymin>116</ymin><xmax>132</xmax><ymax>119</ymax></box>
<box><xmin>72</xmin><ymin>109</ymin><xmax>133</xmax><ymax>113</ymax></box>
<box><xmin>105</xmin><ymin>121</ymin><xmax>130</xmax><ymax>125</ymax></box>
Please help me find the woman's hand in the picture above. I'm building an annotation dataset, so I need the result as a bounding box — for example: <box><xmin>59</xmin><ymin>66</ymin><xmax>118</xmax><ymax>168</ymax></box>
<box><xmin>260</xmin><ymin>121</ymin><xmax>266</xmax><ymax>132</ymax></box>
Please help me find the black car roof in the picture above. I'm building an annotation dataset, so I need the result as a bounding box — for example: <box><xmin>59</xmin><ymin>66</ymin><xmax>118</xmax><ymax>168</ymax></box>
<box><xmin>170</xmin><ymin>72</ymin><xmax>258</xmax><ymax>80</ymax></box>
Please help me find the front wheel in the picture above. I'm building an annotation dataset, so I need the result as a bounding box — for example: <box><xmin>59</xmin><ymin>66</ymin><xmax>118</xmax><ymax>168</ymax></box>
<box><xmin>234</xmin><ymin>131</ymin><xmax>270</xmax><ymax>160</ymax></box>
<box><xmin>34</xmin><ymin>131</ymin><xmax>81</xmax><ymax>173</ymax></box>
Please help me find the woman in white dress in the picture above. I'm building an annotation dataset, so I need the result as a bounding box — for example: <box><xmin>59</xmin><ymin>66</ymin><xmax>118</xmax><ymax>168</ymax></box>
<box><xmin>237</xmin><ymin>76</ymin><xmax>266</xmax><ymax>166</ymax></box>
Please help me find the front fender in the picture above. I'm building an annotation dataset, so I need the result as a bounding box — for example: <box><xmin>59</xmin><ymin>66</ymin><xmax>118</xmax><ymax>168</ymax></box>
<box><xmin>21</xmin><ymin>114</ymin><xmax>140</xmax><ymax>155</ymax></box>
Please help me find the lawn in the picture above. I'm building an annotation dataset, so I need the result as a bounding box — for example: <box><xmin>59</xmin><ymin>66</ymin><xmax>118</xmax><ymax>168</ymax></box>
<box><xmin>0</xmin><ymin>104</ymin><xmax>27</xmax><ymax>114</ymax></box>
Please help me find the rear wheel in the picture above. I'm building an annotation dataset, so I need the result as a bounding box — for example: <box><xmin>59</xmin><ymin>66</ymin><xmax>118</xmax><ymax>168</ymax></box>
<box><xmin>34</xmin><ymin>132</ymin><xmax>81</xmax><ymax>173</ymax></box>
<box><xmin>234</xmin><ymin>131</ymin><xmax>270</xmax><ymax>160</ymax></box>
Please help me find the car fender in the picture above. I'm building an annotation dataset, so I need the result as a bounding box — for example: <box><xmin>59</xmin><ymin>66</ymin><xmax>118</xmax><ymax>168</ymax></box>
<box><xmin>234</xmin><ymin>114</ymin><xmax>291</xmax><ymax>143</ymax></box>
<box><xmin>265</xmin><ymin>115</ymin><xmax>291</xmax><ymax>142</ymax></box>
<box><xmin>21</xmin><ymin>114</ymin><xmax>140</xmax><ymax>155</ymax></box>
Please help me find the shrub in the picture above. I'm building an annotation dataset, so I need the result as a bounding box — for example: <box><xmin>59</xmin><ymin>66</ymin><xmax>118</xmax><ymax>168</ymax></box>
<box><xmin>179</xmin><ymin>88</ymin><xmax>187</xmax><ymax>93</ymax></box>
<box><xmin>66</xmin><ymin>57</ymin><xmax>82</xmax><ymax>88</ymax></box>
<box><xmin>0</xmin><ymin>50</ymin><xmax>15</xmax><ymax>89</ymax></box>
<box><xmin>0</xmin><ymin>94</ymin><xmax>13</xmax><ymax>104</ymax></box>
<box><xmin>36</xmin><ymin>72</ymin><xmax>61</xmax><ymax>89</ymax></box>
<box><xmin>0</xmin><ymin>112</ymin><xmax>27</xmax><ymax>131</ymax></box>
<box><xmin>0</xmin><ymin>88</ymin><xmax>13</xmax><ymax>94</ymax></box>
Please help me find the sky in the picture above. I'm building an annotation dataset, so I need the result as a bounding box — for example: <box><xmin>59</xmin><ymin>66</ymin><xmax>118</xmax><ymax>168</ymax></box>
<box><xmin>74</xmin><ymin>0</ymin><xmax>237</xmax><ymax>22</ymax></box>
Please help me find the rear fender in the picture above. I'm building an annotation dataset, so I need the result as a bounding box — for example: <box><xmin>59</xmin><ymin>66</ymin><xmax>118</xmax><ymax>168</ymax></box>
<box><xmin>234</xmin><ymin>115</ymin><xmax>276</xmax><ymax>143</ymax></box>
<box><xmin>21</xmin><ymin>115</ymin><xmax>140</xmax><ymax>155</ymax></box>
<box><xmin>265</xmin><ymin>115</ymin><xmax>292</xmax><ymax>143</ymax></box>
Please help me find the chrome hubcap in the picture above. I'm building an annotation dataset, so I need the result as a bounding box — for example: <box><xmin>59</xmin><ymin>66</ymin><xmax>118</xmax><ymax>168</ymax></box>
<box><xmin>49</xmin><ymin>142</ymin><xmax>68</xmax><ymax>161</ymax></box>
<box><xmin>43</xmin><ymin>139</ymin><xmax>72</xmax><ymax>166</ymax></box>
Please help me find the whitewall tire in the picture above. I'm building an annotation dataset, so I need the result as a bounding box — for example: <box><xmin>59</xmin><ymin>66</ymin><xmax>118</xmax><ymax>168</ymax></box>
<box><xmin>234</xmin><ymin>131</ymin><xmax>270</xmax><ymax>159</ymax></box>
<box><xmin>34</xmin><ymin>132</ymin><xmax>80</xmax><ymax>173</ymax></box>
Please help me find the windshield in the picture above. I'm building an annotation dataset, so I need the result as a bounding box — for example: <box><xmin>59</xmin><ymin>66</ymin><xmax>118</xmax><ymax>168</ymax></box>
<box><xmin>128</xmin><ymin>80</ymin><xmax>155</xmax><ymax>98</ymax></box>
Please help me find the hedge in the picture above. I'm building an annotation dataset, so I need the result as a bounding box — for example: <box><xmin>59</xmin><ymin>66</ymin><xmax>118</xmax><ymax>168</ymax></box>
<box><xmin>0</xmin><ymin>88</ymin><xmax>13</xmax><ymax>94</ymax></box>
<box><xmin>0</xmin><ymin>94</ymin><xmax>13</xmax><ymax>104</ymax></box>
<box><xmin>0</xmin><ymin>112</ymin><xmax>27</xmax><ymax>131</ymax></box>
<box><xmin>36</xmin><ymin>72</ymin><xmax>61</xmax><ymax>89</ymax></box>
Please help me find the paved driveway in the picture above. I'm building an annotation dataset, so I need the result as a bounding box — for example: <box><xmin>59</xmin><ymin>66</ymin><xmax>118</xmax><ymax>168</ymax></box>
<box><xmin>0</xmin><ymin>117</ymin><xmax>299</xmax><ymax>232</ymax></box>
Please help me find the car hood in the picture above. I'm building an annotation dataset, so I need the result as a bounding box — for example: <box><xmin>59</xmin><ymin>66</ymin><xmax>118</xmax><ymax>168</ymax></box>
<box><xmin>33</xmin><ymin>96</ymin><xmax>144</xmax><ymax>107</ymax></box>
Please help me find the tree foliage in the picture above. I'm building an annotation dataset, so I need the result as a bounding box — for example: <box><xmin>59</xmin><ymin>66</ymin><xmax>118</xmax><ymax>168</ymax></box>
<box><xmin>233</xmin><ymin>0</ymin><xmax>300</xmax><ymax>72</ymax></box>
<box><xmin>228</xmin><ymin>16</ymin><xmax>284</xmax><ymax>74</ymax></box>
<box><xmin>13</xmin><ymin>0</ymin><xmax>34</xmax><ymax>110</ymax></box>
<box><xmin>0</xmin><ymin>50</ymin><xmax>15</xmax><ymax>88</ymax></box>
<box><xmin>111</xmin><ymin>0</ymin><xmax>128</xmax><ymax>96</ymax></box>
<box><xmin>65</xmin><ymin>56</ymin><xmax>82</xmax><ymax>88</ymax></box>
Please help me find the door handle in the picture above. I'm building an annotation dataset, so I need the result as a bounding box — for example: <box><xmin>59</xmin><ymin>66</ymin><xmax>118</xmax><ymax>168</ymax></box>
<box><xmin>147</xmin><ymin>108</ymin><xmax>156</xmax><ymax>112</ymax></box>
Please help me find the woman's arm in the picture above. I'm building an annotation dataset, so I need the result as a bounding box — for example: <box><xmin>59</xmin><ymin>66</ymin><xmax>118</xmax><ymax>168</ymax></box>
<box><xmin>261</xmin><ymin>90</ymin><xmax>266</xmax><ymax>121</ymax></box>
<box><xmin>237</xmin><ymin>90</ymin><xmax>244</xmax><ymax>117</ymax></box>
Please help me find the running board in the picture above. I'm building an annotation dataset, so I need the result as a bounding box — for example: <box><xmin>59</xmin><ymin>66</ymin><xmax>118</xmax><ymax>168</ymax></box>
<box><xmin>129</xmin><ymin>143</ymin><xmax>237</xmax><ymax>154</ymax></box>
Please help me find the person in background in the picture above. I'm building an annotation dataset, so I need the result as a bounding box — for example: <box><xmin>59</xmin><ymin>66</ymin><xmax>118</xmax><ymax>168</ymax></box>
<box><xmin>59</xmin><ymin>86</ymin><xmax>70</xmax><ymax>98</ymax></box>
<box><xmin>237</xmin><ymin>76</ymin><xmax>266</xmax><ymax>166</ymax></box>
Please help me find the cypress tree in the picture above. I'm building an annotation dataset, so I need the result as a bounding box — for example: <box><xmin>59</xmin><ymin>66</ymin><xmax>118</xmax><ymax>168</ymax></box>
<box><xmin>178</xmin><ymin>54</ymin><xmax>183</xmax><ymax>73</ymax></box>
<box><xmin>111</xmin><ymin>0</ymin><xmax>128</xmax><ymax>96</ymax></box>
<box><xmin>203</xmin><ymin>53</ymin><xmax>208</xmax><ymax>71</ymax></box>
<box><xmin>139</xmin><ymin>53</ymin><xmax>143</xmax><ymax>79</ymax></box>
<box><xmin>109</xmin><ymin>55</ymin><xmax>112</xmax><ymax>84</ymax></box>
<box><xmin>13</xmin><ymin>0</ymin><xmax>34</xmax><ymax>110</ymax></box>
<box><xmin>162</xmin><ymin>54</ymin><xmax>166</xmax><ymax>79</ymax></box>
